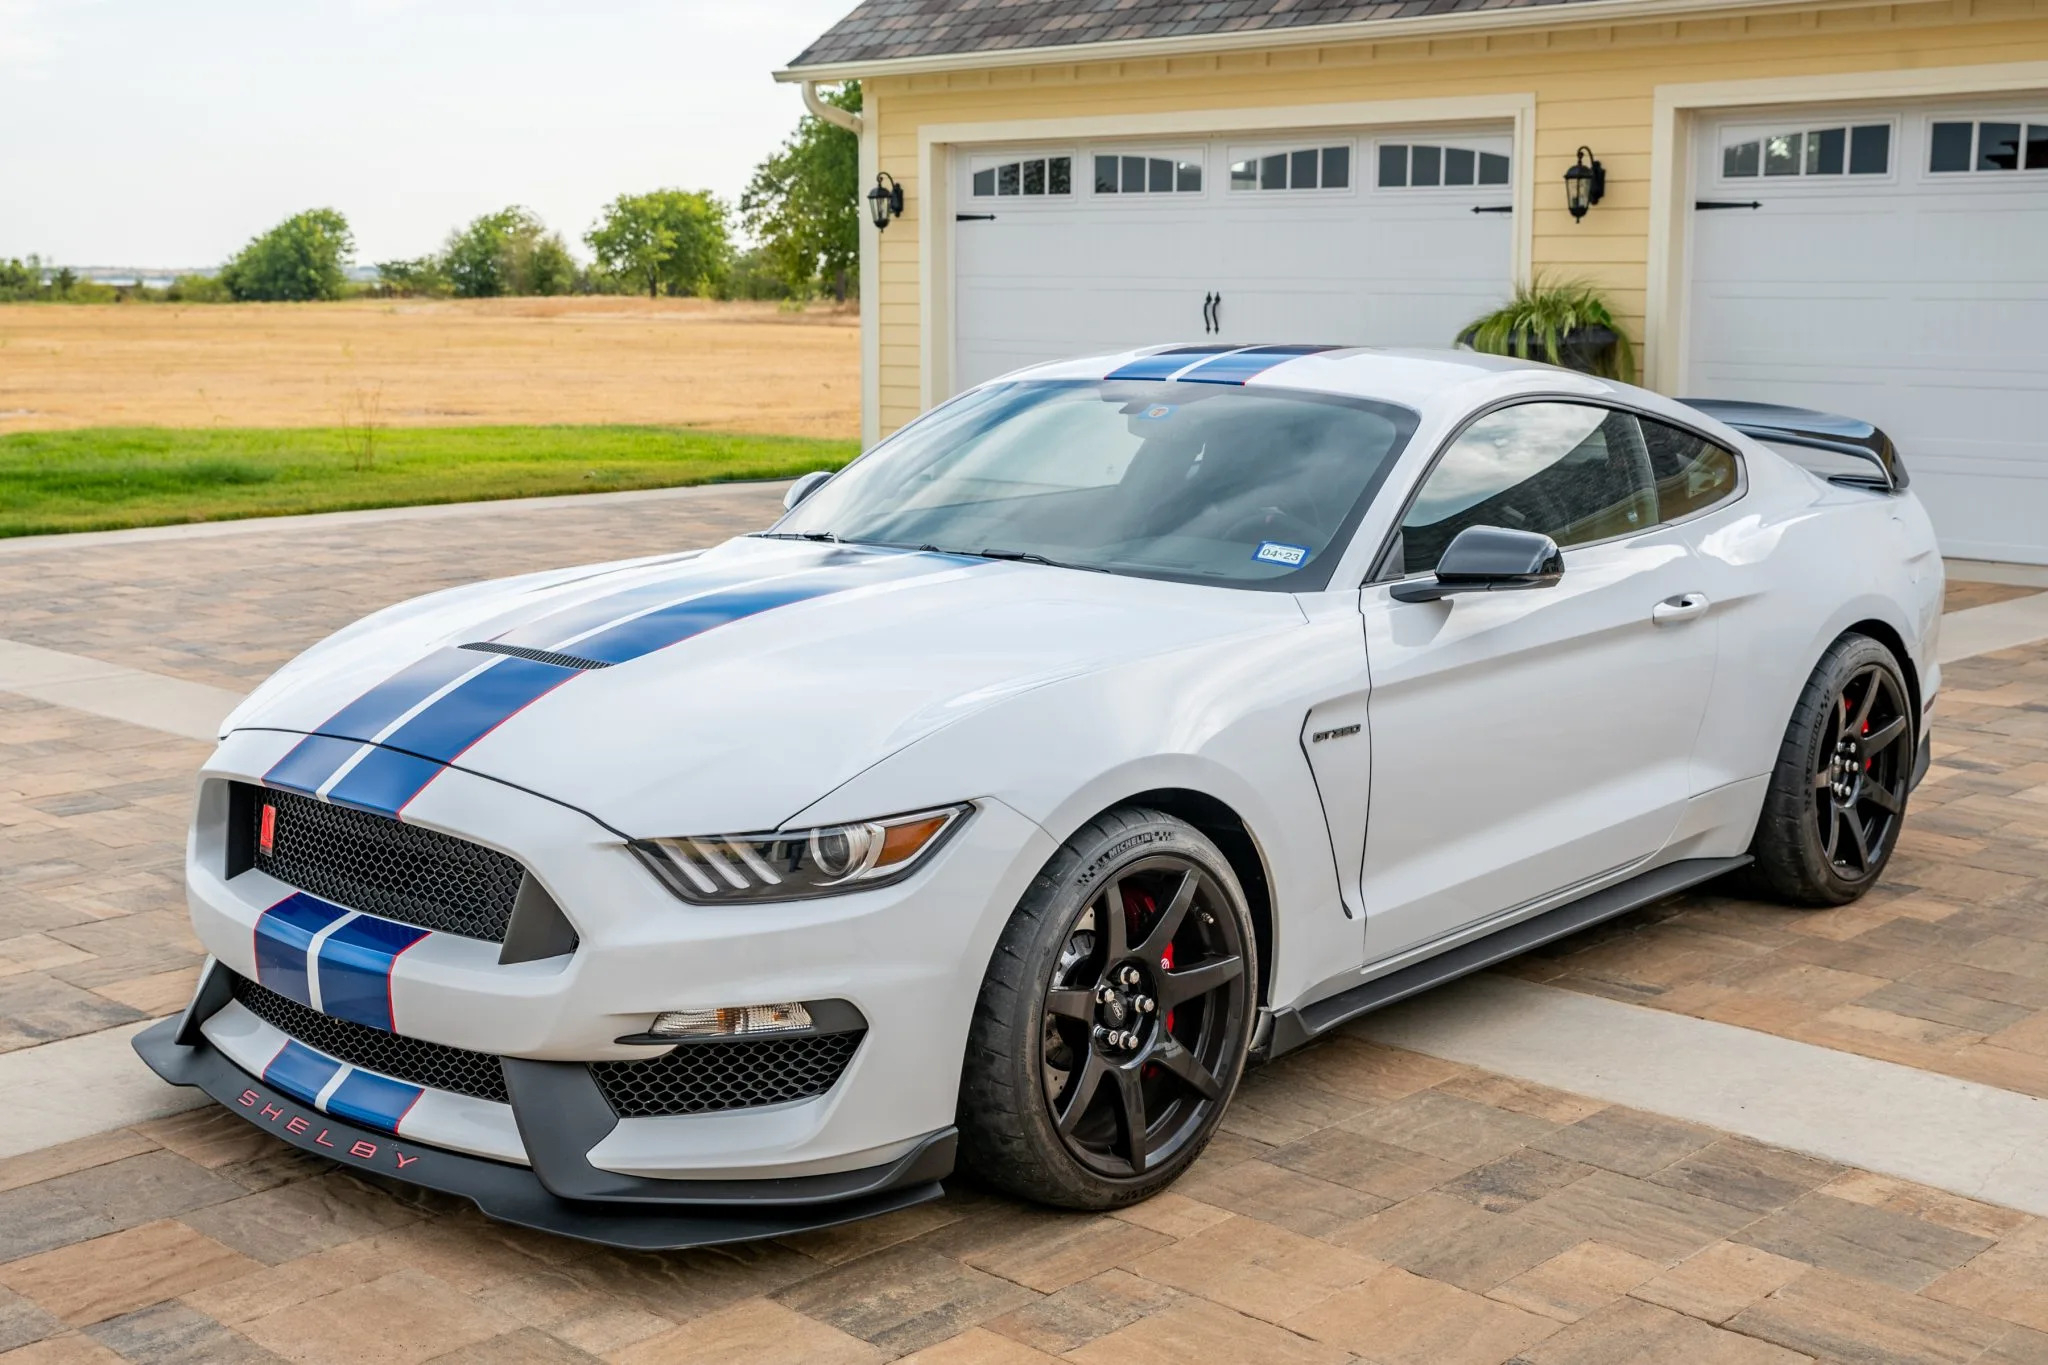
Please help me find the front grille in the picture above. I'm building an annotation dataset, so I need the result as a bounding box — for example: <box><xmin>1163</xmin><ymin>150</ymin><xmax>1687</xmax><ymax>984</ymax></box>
<box><xmin>232</xmin><ymin>974</ymin><xmax>509</xmax><ymax>1104</ymax></box>
<box><xmin>592</xmin><ymin>1033</ymin><xmax>864</xmax><ymax>1118</ymax></box>
<box><xmin>247</xmin><ymin>785</ymin><xmax>525</xmax><ymax>943</ymax></box>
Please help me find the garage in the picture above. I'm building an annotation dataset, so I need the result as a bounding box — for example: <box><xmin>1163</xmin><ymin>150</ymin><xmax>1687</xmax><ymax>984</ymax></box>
<box><xmin>1686</xmin><ymin>100</ymin><xmax>2048</xmax><ymax>563</ymax></box>
<box><xmin>951</xmin><ymin>126</ymin><xmax>1516</xmax><ymax>392</ymax></box>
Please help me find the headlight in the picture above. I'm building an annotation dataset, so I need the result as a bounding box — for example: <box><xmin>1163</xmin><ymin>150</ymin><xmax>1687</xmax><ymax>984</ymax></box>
<box><xmin>628</xmin><ymin>804</ymin><xmax>972</xmax><ymax>904</ymax></box>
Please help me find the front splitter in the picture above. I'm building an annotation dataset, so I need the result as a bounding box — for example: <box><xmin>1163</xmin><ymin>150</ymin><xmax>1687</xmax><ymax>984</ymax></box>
<box><xmin>132</xmin><ymin>1018</ymin><xmax>949</xmax><ymax>1251</ymax></box>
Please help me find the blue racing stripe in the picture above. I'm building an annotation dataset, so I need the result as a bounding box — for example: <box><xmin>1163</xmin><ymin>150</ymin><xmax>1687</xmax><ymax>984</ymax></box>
<box><xmin>572</xmin><ymin>581</ymin><xmax>840</xmax><ymax>664</ymax></box>
<box><xmin>488</xmin><ymin>562</ymin><xmax>772</xmax><ymax>652</ymax></box>
<box><xmin>316</xmin><ymin>915</ymin><xmax>431</xmax><ymax>1032</ymax></box>
<box><xmin>263</xmin><ymin>735</ymin><xmax>371</xmax><ymax>799</ymax></box>
<box><xmin>325</xmin><ymin>1069</ymin><xmax>424</xmax><ymax>1133</ymax></box>
<box><xmin>321</xmin><ymin>745</ymin><xmax>454</xmax><ymax>818</ymax></box>
<box><xmin>253</xmin><ymin>894</ymin><xmax>351</xmax><ymax>1007</ymax></box>
<box><xmin>262</xmin><ymin>649</ymin><xmax>483</xmax><ymax>794</ymax></box>
<box><xmin>361</xmin><ymin>654</ymin><xmax>570</xmax><ymax>768</ymax></box>
<box><xmin>1103</xmin><ymin>344</ymin><xmax>1241</xmax><ymax>382</ymax></box>
<box><xmin>1175</xmin><ymin>344</ymin><xmax>1342</xmax><ymax>386</ymax></box>
<box><xmin>262</xmin><ymin>1040</ymin><xmax>344</xmax><ymax>1106</ymax></box>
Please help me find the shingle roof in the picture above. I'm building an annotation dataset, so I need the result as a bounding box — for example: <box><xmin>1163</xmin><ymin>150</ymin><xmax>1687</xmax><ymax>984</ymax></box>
<box><xmin>788</xmin><ymin>0</ymin><xmax>1605</xmax><ymax>69</ymax></box>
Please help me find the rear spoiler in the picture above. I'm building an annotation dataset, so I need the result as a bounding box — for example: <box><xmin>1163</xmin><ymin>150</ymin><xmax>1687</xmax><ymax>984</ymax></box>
<box><xmin>1680</xmin><ymin>398</ymin><xmax>1908</xmax><ymax>494</ymax></box>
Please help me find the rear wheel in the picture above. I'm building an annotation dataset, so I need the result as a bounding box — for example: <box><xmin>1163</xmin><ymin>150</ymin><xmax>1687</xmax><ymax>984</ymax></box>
<box><xmin>1747</xmin><ymin>633</ymin><xmax>1914</xmax><ymax>906</ymax></box>
<box><xmin>957</xmin><ymin>807</ymin><xmax>1256</xmax><ymax>1209</ymax></box>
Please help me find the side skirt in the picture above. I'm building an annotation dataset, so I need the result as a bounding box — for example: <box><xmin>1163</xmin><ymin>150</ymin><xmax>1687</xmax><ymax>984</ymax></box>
<box><xmin>1258</xmin><ymin>854</ymin><xmax>1752</xmax><ymax>1061</ymax></box>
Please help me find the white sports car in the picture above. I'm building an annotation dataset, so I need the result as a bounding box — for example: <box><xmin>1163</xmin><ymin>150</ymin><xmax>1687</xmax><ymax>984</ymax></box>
<box><xmin>139</xmin><ymin>345</ymin><xmax>1942</xmax><ymax>1247</ymax></box>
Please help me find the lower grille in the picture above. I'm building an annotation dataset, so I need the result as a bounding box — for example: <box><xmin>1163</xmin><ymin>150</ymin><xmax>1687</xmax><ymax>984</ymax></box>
<box><xmin>592</xmin><ymin>1033</ymin><xmax>863</xmax><ymax>1118</ymax></box>
<box><xmin>230</xmin><ymin>973</ymin><xmax>860</xmax><ymax>1118</ymax></box>
<box><xmin>232</xmin><ymin>974</ymin><xmax>509</xmax><ymax>1104</ymax></box>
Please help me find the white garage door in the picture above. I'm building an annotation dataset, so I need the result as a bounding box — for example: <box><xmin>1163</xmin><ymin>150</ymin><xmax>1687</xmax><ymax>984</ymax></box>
<box><xmin>1687</xmin><ymin>101</ymin><xmax>2048</xmax><ymax>563</ymax></box>
<box><xmin>952</xmin><ymin>128</ymin><xmax>1515</xmax><ymax>393</ymax></box>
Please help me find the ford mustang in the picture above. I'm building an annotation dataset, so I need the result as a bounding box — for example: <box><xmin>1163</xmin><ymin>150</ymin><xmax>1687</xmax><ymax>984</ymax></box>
<box><xmin>137</xmin><ymin>344</ymin><xmax>1942</xmax><ymax>1247</ymax></box>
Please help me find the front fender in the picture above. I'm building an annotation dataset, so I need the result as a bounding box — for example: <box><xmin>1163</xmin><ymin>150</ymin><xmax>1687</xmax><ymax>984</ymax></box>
<box><xmin>788</xmin><ymin>624</ymin><xmax>1363</xmax><ymax>1014</ymax></box>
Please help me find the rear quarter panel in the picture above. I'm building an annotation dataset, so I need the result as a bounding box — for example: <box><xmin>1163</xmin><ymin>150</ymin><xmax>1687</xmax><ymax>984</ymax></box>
<box><xmin>1686</xmin><ymin>442</ymin><xmax>1942</xmax><ymax>798</ymax></box>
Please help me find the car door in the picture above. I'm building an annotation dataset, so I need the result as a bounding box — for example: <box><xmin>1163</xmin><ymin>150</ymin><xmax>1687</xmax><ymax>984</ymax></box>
<box><xmin>1358</xmin><ymin>400</ymin><xmax>1723</xmax><ymax>966</ymax></box>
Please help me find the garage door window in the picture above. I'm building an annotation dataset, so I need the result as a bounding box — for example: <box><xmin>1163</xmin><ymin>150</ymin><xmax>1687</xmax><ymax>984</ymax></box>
<box><xmin>1377</xmin><ymin>144</ymin><xmax>1510</xmax><ymax>188</ymax></box>
<box><xmin>1928</xmin><ymin>119</ymin><xmax>2048</xmax><ymax>172</ymax></box>
<box><xmin>1722</xmin><ymin>124</ymin><xmax>1890</xmax><ymax>178</ymax></box>
<box><xmin>1094</xmin><ymin>152</ymin><xmax>1202</xmax><ymax>194</ymax></box>
<box><xmin>971</xmin><ymin>156</ymin><xmax>1074</xmax><ymax>198</ymax></box>
<box><xmin>1228</xmin><ymin>144</ymin><xmax>1352</xmax><ymax>191</ymax></box>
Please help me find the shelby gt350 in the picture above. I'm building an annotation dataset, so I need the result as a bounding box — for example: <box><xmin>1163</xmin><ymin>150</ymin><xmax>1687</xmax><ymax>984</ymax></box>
<box><xmin>138</xmin><ymin>344</ymin><xmax>1941</xmax><ymax>1246</ymax></box>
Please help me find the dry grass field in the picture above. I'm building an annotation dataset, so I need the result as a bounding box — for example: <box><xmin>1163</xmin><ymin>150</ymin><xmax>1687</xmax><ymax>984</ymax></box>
<box><xmin>0</xmin><ymin>297</ymin><xmax>860</xmax><ymax>438</ymax></box>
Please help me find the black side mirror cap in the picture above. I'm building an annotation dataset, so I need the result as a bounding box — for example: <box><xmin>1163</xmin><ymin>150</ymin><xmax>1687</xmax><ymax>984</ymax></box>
<box><xmin>1390</xmin><ymin>525</ymin><xmax>1565</xmax><ymax>603</ymax></box>
<box><xmin>782</xmin><ymin>470</ymin><xmax>835</xmax><ymax>512</ymax></box>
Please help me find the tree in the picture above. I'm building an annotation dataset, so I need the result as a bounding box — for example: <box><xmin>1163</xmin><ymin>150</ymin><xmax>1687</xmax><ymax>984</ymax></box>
<box><xmin>741</xmin><ymin>81</ymin><xmax>860</xmax><ymax>300</ymax></box>
<box><xmin>374</xmin><ymin>256</ymin><xmax>451</xmax><ymax>298</ymax></box>
<box><xmin>585</xmin><ymin>190</ymin><xmax>731</xmax><ymax>299</ymax></box>
<box><xmin>219</xmin><ymin>209</ymin><xmax>353</xmax><ymax>302</ymax></box>
<box><xmin>441</xmin><ymin>206</ymin><xmax>574</xmax><ymax>298</ymax></box>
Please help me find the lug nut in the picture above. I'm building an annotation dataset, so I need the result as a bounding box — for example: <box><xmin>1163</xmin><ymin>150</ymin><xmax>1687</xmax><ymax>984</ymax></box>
<box><xmin>1136</xmin><ymin>996</ymin><xmax>1156</xmax><ymax>1013</ymax></box>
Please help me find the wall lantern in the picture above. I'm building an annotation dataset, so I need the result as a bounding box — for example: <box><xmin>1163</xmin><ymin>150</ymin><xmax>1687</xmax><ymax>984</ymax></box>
<box><xmin>1564</xmin><ymin>146</ymin><xmax>1605</xmax><ymax>222</ymax></box>
<box><xmin>867</xmin><ymin>172</ymin><xmax>904</xmax><ymax>231</ymax></box>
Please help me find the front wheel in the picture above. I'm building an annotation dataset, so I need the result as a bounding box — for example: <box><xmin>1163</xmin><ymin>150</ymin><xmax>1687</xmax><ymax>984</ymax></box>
<box><xmin>1746</xmin><ymin>633</ymin><xmax>1915</xmax><ymax>906</ymax></box>
<box><xmin>956</xmin><ymin>807</ymin><xmax>1256</xmax><ymax>1209</ymax></box>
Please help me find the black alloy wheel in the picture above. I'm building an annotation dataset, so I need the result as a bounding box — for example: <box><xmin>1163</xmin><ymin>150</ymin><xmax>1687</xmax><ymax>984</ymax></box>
<box><xmin>957</xmin><ymin>807</ymin><xmax>1257</xmax><ymax>1209</ymax></box>
<box><xmin>1747</xmin><ymin>632</ymin><xmax>1915</xmax><ymax>906</ymax></box>
<box><xmin>1810</xmin><ymin>661</ymin><xmax>1912</xmax><ymax>881</ymax></box>
<box><xmin>1039</xmin><ymin>855</ymin><xmax>1249</xmax><ymax>1178</ymax></box>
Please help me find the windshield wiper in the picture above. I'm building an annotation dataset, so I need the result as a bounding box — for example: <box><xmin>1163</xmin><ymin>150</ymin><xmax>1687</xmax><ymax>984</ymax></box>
<box><xmin>752</xmin><ymin>530</ymin><xmax>840</xmax><ymax>542</ymax></box>
<box><xmin>918</xmin><ymin>545</ymin><xmax>1100</xmax><ymax>572</ymax></box>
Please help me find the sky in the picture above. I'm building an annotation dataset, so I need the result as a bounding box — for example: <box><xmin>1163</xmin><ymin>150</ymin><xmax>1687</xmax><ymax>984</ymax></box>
<box><xmin>0</xmin><ymin>0</ymin><xmax>858</xmax><ymax>268</ymax></box>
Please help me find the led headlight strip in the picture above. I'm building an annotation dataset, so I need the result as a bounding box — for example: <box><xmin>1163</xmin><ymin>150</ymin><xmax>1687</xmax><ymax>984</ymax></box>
<box><xmin>629</xmin><ymin>804</ymin><xmax>972</xmax><ymax>904</ymax></box>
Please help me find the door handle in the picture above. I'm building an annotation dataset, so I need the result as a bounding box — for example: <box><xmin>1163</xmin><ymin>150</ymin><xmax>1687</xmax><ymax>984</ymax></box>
<box><xmin>1652</xmin><ymin>593</ymin><xmax>1710</xmax><ymax>625</ymax></box>
<box><xmin>1202</xmin><ymin>292</ymin><xmax>1215</xmax><ymax>334</ymax></box>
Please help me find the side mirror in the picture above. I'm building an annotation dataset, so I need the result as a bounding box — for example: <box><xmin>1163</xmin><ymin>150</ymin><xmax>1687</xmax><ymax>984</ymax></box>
<box><xmin>1390</xmin><ymin>525</ymin><xmax>1564</xmax><ymax>603</ymax></box>
<box><xmin>783</xmin><ymin>470</ymin><xmax>834</xmax><ymax>512</ymax></box>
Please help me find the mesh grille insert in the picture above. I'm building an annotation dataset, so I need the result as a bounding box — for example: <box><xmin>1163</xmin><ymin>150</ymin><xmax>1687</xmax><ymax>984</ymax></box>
<box><xmin>591</xmin><ymin>1033</ymin><xmax>864</xmax><ymax>1118</ymax></box>
<box><xmin>231</xmin><ymin>973</ymin><xmax>509</xmax><ymax>1104</ymax></box>
<box><xmin>248</xmin><ymin>785</ymin><xmax>525</xmax><ymax>943</ymax></box>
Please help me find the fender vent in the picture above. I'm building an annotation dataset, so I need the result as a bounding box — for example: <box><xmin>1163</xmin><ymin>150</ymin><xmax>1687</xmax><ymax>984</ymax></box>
<box><xmin>461</xmin><ymin>642</ymin><xmax>611</xmax><ymax>670</ymax></box>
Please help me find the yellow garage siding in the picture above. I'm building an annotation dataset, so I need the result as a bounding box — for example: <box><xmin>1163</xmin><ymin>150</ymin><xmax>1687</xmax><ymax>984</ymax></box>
<box><xmin>860</xmin><ymin>0</ymin><xmax>2048</xmax><ymax>434</ymax></box>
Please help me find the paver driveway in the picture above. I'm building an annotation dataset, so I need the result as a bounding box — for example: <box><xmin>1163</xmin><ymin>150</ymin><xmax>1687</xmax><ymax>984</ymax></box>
<box><xmin>1</xmin><ymin>486</ymin><xmax>2045</xmax><ymax>1365</ymax></box>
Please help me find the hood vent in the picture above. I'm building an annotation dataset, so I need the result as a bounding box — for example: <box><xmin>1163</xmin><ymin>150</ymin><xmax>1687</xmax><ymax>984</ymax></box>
<box><xmin>461</xmin><ymin>641</ymin><xmax>612</xmax><ymax>671</ymax></box>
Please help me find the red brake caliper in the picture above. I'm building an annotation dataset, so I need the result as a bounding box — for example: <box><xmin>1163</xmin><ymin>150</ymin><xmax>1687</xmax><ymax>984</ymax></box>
<box><xmin>1161</xmin><ymin>941</ymin><xmax>1175</xmax><ymax>1033</ymax></box>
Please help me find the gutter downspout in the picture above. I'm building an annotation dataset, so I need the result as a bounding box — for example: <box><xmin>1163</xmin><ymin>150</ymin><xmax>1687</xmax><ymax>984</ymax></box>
<box><xmin>802</xmin><ymin>80</ymin><xmax>862</xmax><ymax>135</ymax></box>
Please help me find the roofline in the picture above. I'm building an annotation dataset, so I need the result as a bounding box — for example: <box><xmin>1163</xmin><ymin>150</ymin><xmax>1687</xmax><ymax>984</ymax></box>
<box><xmin>775</xmin><ymin>0</ymin><xmax>1838</xmax><ymax>81</ymax></box>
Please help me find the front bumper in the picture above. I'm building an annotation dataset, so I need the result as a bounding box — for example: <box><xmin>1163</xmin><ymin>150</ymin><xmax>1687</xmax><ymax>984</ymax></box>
<box><xmin>186</xmin><ymin>729</ymin><xmax>1056</xmax><ymax>1183</ymax></box>
<box><xmin>134</xmin><ymin>996</ymin><xmax>955</xmax><ymax>1250</ymax></box>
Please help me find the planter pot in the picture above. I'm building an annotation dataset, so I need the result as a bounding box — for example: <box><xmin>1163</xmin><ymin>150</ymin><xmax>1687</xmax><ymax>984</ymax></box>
<box><xmin>1457</xmin><ymin>323</ymin><xmax>1619</xmax><ymax>376</ymax></box>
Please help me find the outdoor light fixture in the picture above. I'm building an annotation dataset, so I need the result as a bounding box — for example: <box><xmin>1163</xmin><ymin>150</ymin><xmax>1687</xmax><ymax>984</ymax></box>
<box><xmin>867</xmin><ymin>171</ymin><xmax>904</xmax><ymax>230</ymax></box>
<box><xmin>1564</xmin><ymin>146</ymin><xmax>1605</xmax><ymax>221</ymax></box>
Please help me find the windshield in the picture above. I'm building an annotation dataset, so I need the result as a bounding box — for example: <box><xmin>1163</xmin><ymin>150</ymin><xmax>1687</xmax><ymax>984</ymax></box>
<box><xmin>773</xmin><ymin>380</ymin><xmax>1418</xmax><ymax>589</ymax></box>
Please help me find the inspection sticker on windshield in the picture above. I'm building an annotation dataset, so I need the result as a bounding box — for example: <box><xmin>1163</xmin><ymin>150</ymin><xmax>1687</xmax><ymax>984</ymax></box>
<box><xmin>1254</xmin><ymin>542</ymin><xmax>1310</xmax><ymax>567</ymax></box>
<box><xmin>1138</xmin><ymin>404</ymin><xmax>1176</xmax><ymax>421</ymax></box>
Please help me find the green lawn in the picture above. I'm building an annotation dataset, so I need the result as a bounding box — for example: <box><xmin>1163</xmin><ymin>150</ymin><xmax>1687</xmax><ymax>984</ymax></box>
<box><xmin>0</xmin><ymin>426</ymin><xmax>859</xmax><ymax>537</ymax></box>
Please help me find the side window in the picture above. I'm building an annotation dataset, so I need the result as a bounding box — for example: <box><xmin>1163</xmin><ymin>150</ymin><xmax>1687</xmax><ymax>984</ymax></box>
<box><xmin>1639</xmin><ymin>416</ymin><xmax>1740</xmax><ymax>522</ymax></box>
<box><xmin>1399</xmin><ymin>403</ymin><xmax>1658</xmax><ymax>574</ymax></box>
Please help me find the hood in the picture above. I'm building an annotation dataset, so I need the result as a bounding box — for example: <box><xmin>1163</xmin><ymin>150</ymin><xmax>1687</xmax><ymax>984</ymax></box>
<box><xmin>235</xmin><ymin>537</ymin><xmax>1305</xmax><ymax>834</ymax></box>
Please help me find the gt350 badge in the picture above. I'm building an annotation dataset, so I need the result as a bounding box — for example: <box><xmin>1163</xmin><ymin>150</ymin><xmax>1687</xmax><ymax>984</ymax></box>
<box><xmin>1311</xmin><ymin>724</ymin><xmax>1361</xmax><ymax>743</ymax></box>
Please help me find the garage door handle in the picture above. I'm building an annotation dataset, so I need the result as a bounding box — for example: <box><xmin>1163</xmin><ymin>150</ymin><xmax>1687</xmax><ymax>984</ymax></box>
<box><xmin>1472</xmin><ymin>205</ymin><xmax>1513</xmax><ymax>214</ymax></box>
<box><xmin>1652</xmin><ymin>593</ymin><xmax>1711</xmax><ymax>625</ymax></box>
<box><xmin>1695</xmin><ymin>200</ymin><xmax>1761</xmax><ymax>211</ymax></box>
<box><xmin>956</xmin><ymin>213</ymin><xmax>997</xmax><ymax>222</ymax></box>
